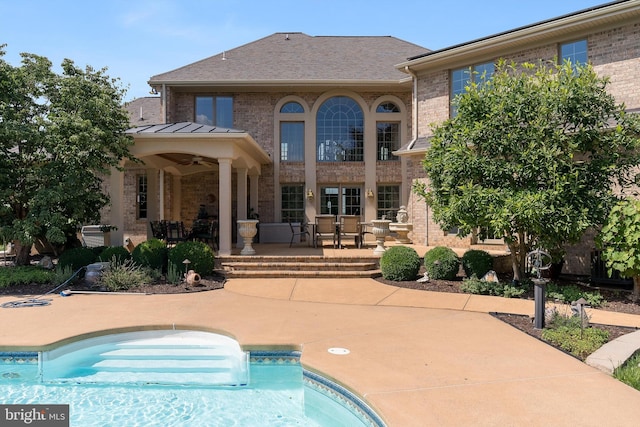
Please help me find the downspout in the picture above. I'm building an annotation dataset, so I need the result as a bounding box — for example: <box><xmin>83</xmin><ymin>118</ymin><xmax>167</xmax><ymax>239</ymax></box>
<box><xmin>404</xmin><ymin>66</ymin><xmax>428</xmax><ymax>246</ymax></box>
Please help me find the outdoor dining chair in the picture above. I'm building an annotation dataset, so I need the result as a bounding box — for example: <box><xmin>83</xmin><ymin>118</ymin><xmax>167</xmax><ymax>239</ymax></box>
<box><xmin>338</xmin><ymin>215</ymin><xmax>361</xmax><ymax>248</ymax></box>
<box><xmin>165</xmin><ymin>221</ymin><xmax>188</xmax><ymax>246</ymax></box>
<box><xmin>314</xmin><ymin>215</ymin><xmax>337</xmax><ymax>248</ymax></box>
<box><xmin>288</xmin><ymin>220</ymin><xmax>310</xmax><ymax>247</ymax></box>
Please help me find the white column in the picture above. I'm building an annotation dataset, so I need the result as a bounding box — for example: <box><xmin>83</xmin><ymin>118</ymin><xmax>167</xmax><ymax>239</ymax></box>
<box><xmin>109</xmin><ymin>167</ymin><xmax>125</xmax><ymax>246</ymax></box>
<box><xmin>218</xmin><ymin>158</ymin><xmax>233</xmax><ymax>256</ymax></box>
<box><xmin>236</xmin><ymin>167</ymin><xmax>248</xmax><ymax>249</ymax></box>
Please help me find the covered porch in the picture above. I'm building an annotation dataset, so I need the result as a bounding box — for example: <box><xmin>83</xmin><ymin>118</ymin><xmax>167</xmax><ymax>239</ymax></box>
<box><xmin>109</xmin><ymin>122</ymin><xmax>271</xmax><ymax>256</ymax></box>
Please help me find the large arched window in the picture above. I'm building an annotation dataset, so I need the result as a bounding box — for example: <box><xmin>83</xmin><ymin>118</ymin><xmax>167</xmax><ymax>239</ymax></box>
<box><xmin>316</xmin><ymin>96</ymin><xmax>363</xmax><ymax>162</ymax></box>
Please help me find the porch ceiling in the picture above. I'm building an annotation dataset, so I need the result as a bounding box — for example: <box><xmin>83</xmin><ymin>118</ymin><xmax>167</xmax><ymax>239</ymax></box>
<box><xmin>125</xmin><ymin>122</ymin><xmax>272</xmax><ymax>175</ymax></box>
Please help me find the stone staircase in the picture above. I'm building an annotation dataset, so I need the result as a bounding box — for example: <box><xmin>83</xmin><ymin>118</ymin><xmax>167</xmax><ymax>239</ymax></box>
<box><xmin>218</xmin><ymin>255</ymin><xmax>382</xmax><ymax>278</ymax></box>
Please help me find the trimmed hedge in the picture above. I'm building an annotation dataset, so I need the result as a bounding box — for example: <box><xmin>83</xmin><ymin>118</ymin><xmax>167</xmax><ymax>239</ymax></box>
<box><xmin>461</xmin><ymin>249</ymin><xmax>493</xmax><ymax>278</ymax></box>
<box><xmin>424</xmin><ymin>246</ymin><xmax>460</xmax><ymax>280</ymax></box>
<box><xmin>380</xmin><ymin>246</ymin><xmax>421</xmax><ymax>281</ymax></box>
<box><xmin>168</xmin><ymin>241</ymin><xmax>215</xmax><ymax>276</ymax></box>
<box><xmin>57</xmin><ymin>247</ymin><xmax>98</xmax><ymax>271</ymax></box>
<box><xmin>98</xmin><ymin>246</ymin><xmax>131</xmax><ymax>263</ymax></box>
<box><xmin>132</xmin><ymin>238</ymin><xmax>168</xmax><ymax>271</ymax></box>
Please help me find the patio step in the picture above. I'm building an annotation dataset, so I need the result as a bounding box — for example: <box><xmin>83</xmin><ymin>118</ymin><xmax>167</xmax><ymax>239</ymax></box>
<box><xmin>219</xmin><ymin>256</ymin><xmax>381</xmax><ymax>279</ymax></box>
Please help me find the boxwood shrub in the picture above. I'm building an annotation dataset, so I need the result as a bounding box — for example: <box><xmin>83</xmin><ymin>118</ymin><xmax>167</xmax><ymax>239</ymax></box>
<box><xmin>168</xmin><ymin>241</ymin><xmax>215</xmax><ymax>277</ymax></box>
<box><xmin>132</xmin><ymin>238</ymin><xmax>168</xmax><ymax>271</ymax></box>
<box><xmin>461</xmin><ymin>249</ymin><xmax>493</xmax><ymax>278</ymax></box>
<box><xmin>380</xmin><ymin>246</ymin><xmax>421</xmax><ymax>281</ymax></box>
<box><xmin>424</xmin><ymin>246</ymin><xmax>460</xmax><ymax>280</ymax></box>
<box><xmin>98</xmin><ymin>246</ymin><xmax>132</xmax><ymax>263</ymax></box>
<box><xmin>57</xmin><ymin>247</ymin><xmax>98</xmax><ymax>271</ymax></box>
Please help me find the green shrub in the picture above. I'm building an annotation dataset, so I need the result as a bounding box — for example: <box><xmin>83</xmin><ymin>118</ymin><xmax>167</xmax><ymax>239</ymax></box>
<box><xmin>460</xmin><ymin>276</ymin><xmax>527</xmax><ymax>298</ymax></box>
<box><xmin>380</xmin><ymin>246</ymin><xmax>421</xmax><ymax>281</ymax></box>
<box><xmin>168</xmin><ymin>241</ymin><xmax>215</xmax><ymax>277</ymax></box>
<box><xmin>98</xmin><ymin>246</ymin><xmax>131</xmax><ymax>263</ymax></box>
<box><xmin>132</xmin><ymin>238</ymin><xmax>168</xmax><ymax>271</ymax></box>
<box><xmin>541</xmin><ymin>313</ymin><xmax>609</xmax><ymax>360</ymax></box>
<box><xmin>0</xmin><ymin>266</ymin><xmax>55</xmax><ymax>288</ymax></box>
<box><xmin>57</xmin><ymin>247</ymin><xmax>98</xmax><ymax>271</ymax></box>
<box><xmin>99</xmin><ymin>257</ymin><xmax>153</xmax><ymax>292</ymax></box>
<box><xmin>461</xmin><ymin>249</ymin><xmax>493</xmax><ymax>278</ymax></box>
<box><xmin>424</xmin><ymin>246</ymin><xmax>460</xmax><ymax>280</ymax></box>
<box><xmin>89</xmin><ymin>246</ymin><xmax>107</xmax><ymax>257</ymax></box>
<box><xmin>546</xmin><ymin>282</ymin><xmax>605</xmax><ymax>307</ymax></box>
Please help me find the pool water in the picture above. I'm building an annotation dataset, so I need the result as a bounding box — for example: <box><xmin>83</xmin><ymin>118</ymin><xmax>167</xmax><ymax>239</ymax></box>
<box><xmin>0</xmin><ymin>332</ymin><xmax>384</xmax><ymax>427</ymax></box>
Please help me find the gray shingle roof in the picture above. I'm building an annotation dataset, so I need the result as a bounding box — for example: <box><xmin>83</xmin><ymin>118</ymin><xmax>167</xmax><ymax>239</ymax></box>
<box><xmin>125</xmin><ymin>97</ymin><xmax>163</xmax><ymax>126</ymax></box>
<box><xmin>149</xmin><ymin>33</ymin><xmax>429</xmax><ymax>85</ymax></box>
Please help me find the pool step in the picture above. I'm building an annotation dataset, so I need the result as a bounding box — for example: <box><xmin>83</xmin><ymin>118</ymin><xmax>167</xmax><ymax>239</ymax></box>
<box><xmin>41</xmin><ymin>330</ymin><xmax>249</xmax><ymax>387</ymax></box>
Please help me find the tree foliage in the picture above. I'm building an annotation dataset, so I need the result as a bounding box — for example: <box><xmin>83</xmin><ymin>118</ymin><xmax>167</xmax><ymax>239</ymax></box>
<box><xmin>598</xmin><ymin>198</ymin><xmax>640</xmax><ymax>299</ymax></box>
<box><xmin>0</xmin><ymin>45</ymin><xmax>135</xmax><ymax>264</ymax></box>
<box><xmin>415</xmin><ymin>60</ymin><xmax>640</xmax><ymax>280</ymax></box>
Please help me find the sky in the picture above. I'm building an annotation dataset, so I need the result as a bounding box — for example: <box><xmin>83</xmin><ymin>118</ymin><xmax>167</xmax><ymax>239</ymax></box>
<box><xmin>1</xmin><ymin>0</ymin><xmax>610</xmax><ymax>101</ymax></box>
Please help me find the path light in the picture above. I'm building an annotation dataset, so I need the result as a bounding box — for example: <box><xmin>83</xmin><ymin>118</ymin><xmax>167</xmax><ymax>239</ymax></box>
<box><xmin>182</xmin><ymin>259</ymin><xmax>191</xmax><ymax>279</ymax></box>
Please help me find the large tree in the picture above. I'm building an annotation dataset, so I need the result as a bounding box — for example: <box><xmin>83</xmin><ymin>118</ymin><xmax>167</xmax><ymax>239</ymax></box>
<box><xmin>415</xmin><ymin>60</ymin><xmax>640</xmax><ymax>281</ymax></box>
<box><xmin>0</xmin><ymin>46</ymin><xmax>136</xmax><ymax>265</ymax></box>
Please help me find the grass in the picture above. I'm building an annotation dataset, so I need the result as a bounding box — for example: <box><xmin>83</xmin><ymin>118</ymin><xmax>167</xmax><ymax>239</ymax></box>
<box><xmin>614</xmin><ymin>351</ymin><xmax>640</xmax><ymax>391</ymax></box>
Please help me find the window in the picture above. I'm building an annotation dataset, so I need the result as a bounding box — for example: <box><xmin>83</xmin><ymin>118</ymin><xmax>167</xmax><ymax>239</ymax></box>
<box><xmin>317</xmin><ymin>96</ymin><xmax>364</xmax><ymax>162</ymax></box>
<box><xmin>377</xmin><ymin>122</ymin><xmax>399</xmax><ymax>161</ymax></box>
<box><xmin>376</xmin><ymin>102</ymin><xmax>400</xmax><ymax>113</ymax></box>
<box><xmin>280</xmin><ymin>102</ymin><xmax>304</xmax><ymax>113</ymax></box>
<box><xmin>137</xmin><ymin>174</ymin><xmax>148</xmax><ymax>220</ymax></box>
<box><xmin>320</xmin><ymin>186</ymin><xmax>362</xmax><ymax>216</ymax></box>
<box><xmin>195</xmin><ymin>96</ymin><xmax>233</xmax><ymax>128</ymax></box>
<box><xmin>280</xmin><ymin>122</ymin><xmax>304</xmax><ymax>161</ymax></box>
<box><xmin>451</xmin><ymin>62</ymin><xmax>494</xmax><ymax>116</ymax></box>
<box><xmin>376</xmin><ymin>185</ymin><xmax>400</xmax><ymax>219</ymax></box>
<box><xmin>281</xmin><ymin>185</ymin><xmax>305</xmax><ymax>223</ymax></box>
<box><xmin>560</xmin><ymin>39</ymin><xmax>587</xmax><ymax>66</ymax></box>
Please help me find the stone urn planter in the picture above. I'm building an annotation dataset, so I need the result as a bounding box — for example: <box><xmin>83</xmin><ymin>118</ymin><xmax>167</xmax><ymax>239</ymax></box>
<box><xmin>237</xmin><ymin>219</ymin><xmax>259</xmax><ymax>255</ymax></box>
<box><xmin>371</xmin><ymin>219</ymin><xmax>391</xmax><ymax>255</ymax></box>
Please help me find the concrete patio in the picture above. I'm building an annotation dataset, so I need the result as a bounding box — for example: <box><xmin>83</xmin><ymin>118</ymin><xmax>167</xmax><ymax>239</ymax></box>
<box><xmin>1</xmin><ymin>275</ymin><xmax>640</xmax><ymax>426</ymax></box>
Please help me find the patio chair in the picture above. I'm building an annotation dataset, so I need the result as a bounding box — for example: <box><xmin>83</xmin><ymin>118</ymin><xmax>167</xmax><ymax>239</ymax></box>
<box><xmin>288</xmin><ymin>220</ymin><xmax>310</xmax><ymax>247</ymax></box>
<box><xmin>149</xmin><ymin>221</ymin><xmax>166</xmax><ymax>240</ymax></box>
<box><xmin>314</xmin><ymin>215</ymin><xmax>337</xmax><ymax>248</ymax></box>
<box><xmin>339</xmin><ymin>215</ymin><xmax>362</xmax><ymax>248</ymax></box>
<box><xmin>165</xmin><ymin>221</ymin><xmax>187</xmax><ymax>246</ymax></box>
<box><xmin>193</xmin><ymin>220</ymin><xmax>218</xmax><ymax>251</ymax></box>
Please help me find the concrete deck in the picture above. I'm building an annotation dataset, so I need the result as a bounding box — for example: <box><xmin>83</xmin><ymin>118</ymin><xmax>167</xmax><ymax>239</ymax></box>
<box><xmin>1</xmin><ymin>276</ymin><xmax>640</xmax><ymax>426</ymax></box>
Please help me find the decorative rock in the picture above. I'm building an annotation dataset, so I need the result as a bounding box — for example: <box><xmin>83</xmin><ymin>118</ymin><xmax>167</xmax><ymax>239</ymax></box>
<box><xmin>39</xmin><ymin>256</ymin><xmax>54</xmax><ymax>270</ymax></box>
<box><xmin>481</xmin><ymin>270</ymin><xmax>499</xmax><ymax>283</ymax></box>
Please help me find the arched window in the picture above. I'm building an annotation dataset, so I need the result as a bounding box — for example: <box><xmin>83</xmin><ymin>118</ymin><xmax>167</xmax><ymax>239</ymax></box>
<box><xmin>316</xmin><ymin>96</ymin><xmax>363</xmax><ymax>162</ymax></box>
<box><xmin>376</xmin><ymin>102</ymin><xmax>400</xmax><ymax>113</ymax></box>
<box><xmin>280</xmin><ymin>102</ymin><xmax>304</xmax><ymax>113</ymax></box>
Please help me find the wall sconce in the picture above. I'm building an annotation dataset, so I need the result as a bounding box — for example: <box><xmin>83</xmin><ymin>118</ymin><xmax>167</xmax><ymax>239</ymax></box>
<box><xmin>306</xmin><ymin>188</ymin><xmax>314</xmax><ymax>200</ymax></box>
<box><xmin>366</xmin><ymin>188</ymin><xmax>375</xmax><ymax>198</ymax></box>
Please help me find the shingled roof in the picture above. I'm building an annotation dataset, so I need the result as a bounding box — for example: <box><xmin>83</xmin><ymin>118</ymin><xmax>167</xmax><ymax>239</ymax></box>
<box><xmin>149</xmin><ymin>33</ymin><xmax>429</xmax><ymax>88</ymax></box>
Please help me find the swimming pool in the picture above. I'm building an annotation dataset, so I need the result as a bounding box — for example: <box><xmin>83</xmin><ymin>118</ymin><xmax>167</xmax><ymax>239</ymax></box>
<box><xmin>0</xmin><ymin>330</ymin><xmax>385</xmax><ymax>426</ymax></box>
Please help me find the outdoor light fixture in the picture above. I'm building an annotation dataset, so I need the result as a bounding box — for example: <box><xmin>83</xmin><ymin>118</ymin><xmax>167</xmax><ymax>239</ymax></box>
<box><xmin>366</xmin><ymin>188</ymin><xmax>375</xmax><ymax>198</ymax></box>
<box><xmin>306</xmin><ymin>189</ymin><xmax>314</xmax><ymax>200</ymax></box>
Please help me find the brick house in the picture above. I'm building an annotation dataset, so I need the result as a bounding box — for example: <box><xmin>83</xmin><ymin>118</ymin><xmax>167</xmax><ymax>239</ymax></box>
<box><xmin>111</xmin><ymin>0</ymin><xmax>639</xmax><ymax>273</ymax></box>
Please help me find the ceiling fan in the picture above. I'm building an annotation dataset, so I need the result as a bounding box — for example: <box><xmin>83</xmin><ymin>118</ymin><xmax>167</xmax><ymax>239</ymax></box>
<box><xmin>180</xmin><ymin>155</ymin><xmax>216</xmax><ymax>167</ymax></box>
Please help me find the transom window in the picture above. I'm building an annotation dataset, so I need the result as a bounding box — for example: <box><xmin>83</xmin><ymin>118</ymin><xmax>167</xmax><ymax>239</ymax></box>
<box><xmin>316</xmin><ymin>96</ymin><xmax>364</xmax><ymax>162</ymax></box>
<box><xmin>376</xmin><ymin>102</ymin><xmax>400</xmax><ymax>113</ymax></box>
<box><xmin>195</xmin><ymin>96</ymin><xmax>233</xmax><ymax>128</ymax></box>
<box><xmin>280</xmin><ymin>122</ymin><xmax>304</xmax><ymax>161</ymax></box>
<box><xmin>377</xmin><ymin>185</ymin><xmax>400</xmax><ymax>220</ymax></box>
<box><xmin>560</xmin><ymin>39</ymin><xmax>587</xmax><ymax>66</ymax></box>
<box><xmin>377</xmin><ymin>122</ymin><xmax>399</xmax><ymax>161</ymax></box>
<box><xmin>451</xmin><ymin>62</ymin><xmax>494</xmax><ymax>116</ymax></box>
<box><xmin>280</xmin><ymin>102</ymin><xmax>304</xmax><ymax>113</ymax></box>
<box><xmin>281</xmin><ymin>185</ymin><xmax>305</xmax><ymax>223</ymax></box>
<box><xmin>320</xmin><ymin>186</ymin><xmax>362</xmax><ymax>216</ymax></box>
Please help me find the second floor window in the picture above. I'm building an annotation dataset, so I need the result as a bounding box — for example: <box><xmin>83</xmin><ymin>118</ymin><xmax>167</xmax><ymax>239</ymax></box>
<box><xmin>451</xmin><ymin>62</ymin><xmax>494</xmax><ymax>116</ymax></box>
<box><xmin>560</xmin><ymin>39</ymin><xmax>587</xmax><ymax>67</ymax></box>
<box><xmin>377</xmin><ymin>122</ymin><xmax>399</xmax><ymax>161</ymax></box>
<box><xmin>317</xmin><ymin>96</ymin><xmax>364</xmax><ymax>162</ymax></box>
<box><xmin>280</xmin><ymin>122</ymin><xmax>304</xmax><ymax>161</ymax></box>
<box><xmin>195</xmin><ymin>96</ymin><xmax>233</xmax><ymax>128</ymax></box>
